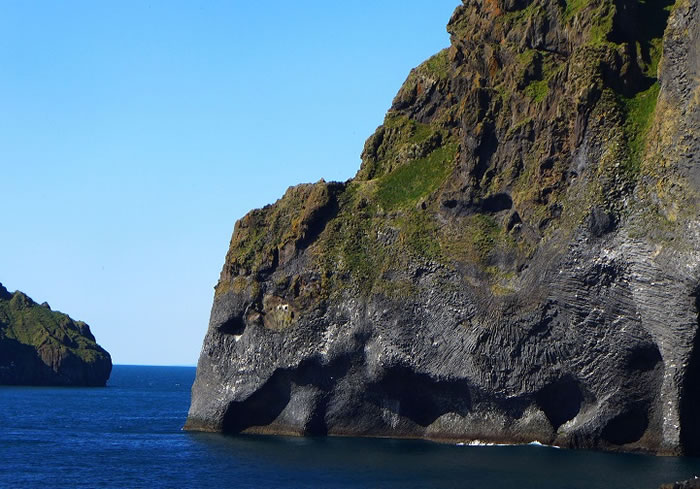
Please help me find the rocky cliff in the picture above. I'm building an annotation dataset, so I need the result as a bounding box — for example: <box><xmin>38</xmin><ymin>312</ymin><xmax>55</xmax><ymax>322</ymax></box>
<box><xmin>186</xmin><ymin>0</ymin><xmax>700</xmax><ymax>455</ymax></box>
<box><xmin>0</xmin><ymin>283</ymin><xmax>112</xmax><ymax>386</ymax></box>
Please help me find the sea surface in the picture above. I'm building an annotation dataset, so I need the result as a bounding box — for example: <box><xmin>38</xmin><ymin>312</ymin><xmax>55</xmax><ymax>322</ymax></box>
<box><xmin>1</xmin><ymin>365</ymin><xmax>700</xmax><ymax>488</ymax></box>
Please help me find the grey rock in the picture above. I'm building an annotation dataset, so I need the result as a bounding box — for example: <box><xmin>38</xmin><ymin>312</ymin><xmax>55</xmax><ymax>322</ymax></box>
<box><xmin>186</xmin><ymin>0</ymin><xmax>700</xmax><ymax>456</ymax></box>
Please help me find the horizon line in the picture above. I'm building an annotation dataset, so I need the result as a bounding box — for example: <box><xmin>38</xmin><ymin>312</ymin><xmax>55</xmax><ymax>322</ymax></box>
<box><xmin>114</xmin><ymin>363</ymin><xmax>197</xmax><ymax>368</ymax></box>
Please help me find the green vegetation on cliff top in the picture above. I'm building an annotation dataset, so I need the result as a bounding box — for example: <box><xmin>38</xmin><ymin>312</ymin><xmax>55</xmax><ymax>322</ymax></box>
<box><xmin>421</xmin><ymin>49</ymin><xmax>450</xmax><ymax>80</ymax></box>
<box><xmin>0</xmin><ymin>285</ymin><xmax>106</xmax><ymax>363</ymax></box>
<box><xmin>376</xmin><ymin>143</ymin><xmax>457</xmax><ymax>210</ymax></box>
<box><xmin>618</xmin><ymin>82</ymin><xmax>661</xmax><ymax>173</ymax></box>
<box><xmin>221</xmin><ymin>0</ymin><xmax>676</xmax><ymax>300</ymax></box>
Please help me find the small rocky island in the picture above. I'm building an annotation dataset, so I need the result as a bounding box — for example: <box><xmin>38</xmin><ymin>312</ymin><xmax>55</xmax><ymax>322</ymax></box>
<box><xmin>0</xmin><ymin>283</ymin><xmax>112</xmax><ymax>386</ymax></box>
<box><xmin>187</xmin><ymin>0</ymin><xmax>699</xmax><ymax>455</ymax></box>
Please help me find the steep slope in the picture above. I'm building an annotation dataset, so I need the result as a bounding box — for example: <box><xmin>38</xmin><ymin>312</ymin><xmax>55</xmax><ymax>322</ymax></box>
<box><xmin>0</xmin><ymin>283</ymin><xmax>112</xmax><ymax>386</ymax></box>
<box><xmin>186</xmin><ymin>0</ymin><xmax>700</xmax><ymax>455</ymax></box>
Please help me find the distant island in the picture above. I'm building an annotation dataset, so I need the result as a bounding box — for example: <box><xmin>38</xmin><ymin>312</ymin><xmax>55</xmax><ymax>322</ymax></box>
<box><xmin>0</xmin><ymin>283</ymin><xmax>111</xmax><ymax>386</ymax></box>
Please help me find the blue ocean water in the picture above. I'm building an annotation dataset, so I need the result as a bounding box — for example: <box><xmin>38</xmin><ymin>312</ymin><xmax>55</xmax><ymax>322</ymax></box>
<box><xmin>1</xmin><ymin>365</ymin><xmax>699</xmax><ymax>489</ymax></box>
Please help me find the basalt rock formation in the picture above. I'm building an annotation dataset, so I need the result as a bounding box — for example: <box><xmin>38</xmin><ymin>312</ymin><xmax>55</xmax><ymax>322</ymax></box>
<box><xmin>186</xmin><ymin>0</ymin><xmax>700</xmax><ymax>455</ymax></box>
<box><xmin>0</xmin><ymin>283</ymin><xmax>112</xmax><ymax>386</ymax></box>
<box><xmin>661</xmin><ymin>479</ymin><xmax>700</xmax><ymax>489</ymax></box>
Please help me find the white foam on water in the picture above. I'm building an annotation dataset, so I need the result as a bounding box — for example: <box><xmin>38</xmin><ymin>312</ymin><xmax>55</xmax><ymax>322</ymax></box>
<box><xmin>455</xmin><ymin>440</ymin><xmax>513</xmax><ymax>447</ymax></box>
<box><xmin>528</xmin><ymin>441</ymin><xmax>561</xmax><ymax>449</ymax></box>
<box><xmin>455</xmin><ymin>440</ymin><xmax>561</xmax><ymax>449</ymax></box>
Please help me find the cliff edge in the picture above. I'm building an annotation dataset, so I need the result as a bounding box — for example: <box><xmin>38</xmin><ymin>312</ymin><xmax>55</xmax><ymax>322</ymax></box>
<box><xmin>186</xmin><ymin>0</ymin><xmax>700</xmax><ymax>455</ymax></box>
<box><xmin>0</xmin><ymin>283</ymin><xmax>112</xmax><ymax>386</ymax></box>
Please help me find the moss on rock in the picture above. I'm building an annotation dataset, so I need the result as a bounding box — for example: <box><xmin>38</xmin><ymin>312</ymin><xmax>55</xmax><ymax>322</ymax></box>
<box><xmin>214</xmin><ymin>0</ymin><xmax>680</xmax><ymax>324</ymax></box>
<box><xmin>0</xmin><ymin>284</ymin><xmax>112</xmax><ymax>386</ymax></box>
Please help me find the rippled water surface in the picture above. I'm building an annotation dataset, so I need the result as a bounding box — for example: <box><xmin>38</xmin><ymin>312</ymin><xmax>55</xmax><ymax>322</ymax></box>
<box><xmin>1</xmin><ymin>365</ymin><xmax>699</xmax><ymax>488</ymax></box>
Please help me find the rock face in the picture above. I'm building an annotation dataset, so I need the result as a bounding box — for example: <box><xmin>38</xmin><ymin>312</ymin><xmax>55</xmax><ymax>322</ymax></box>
<box><xmin>661</xmin><ymin>479</ymin><xmax>700</xmax><ymax>489</ymax></box>
<box><xmin>0</xmin><ymin>283</ymin><xmax>112</xmax><ymax>386</ymax></box>
<box><xmin>186</xmin><ymin>0</ymin><xmax>700</xmax><ymax>455</ymax></box>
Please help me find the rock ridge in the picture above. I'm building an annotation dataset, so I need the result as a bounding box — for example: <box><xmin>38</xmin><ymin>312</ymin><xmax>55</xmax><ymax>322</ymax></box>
<box><xmin>0</xmin><ymin>283</ymin><xmax>112</xmax><ymax>386</ymax></box>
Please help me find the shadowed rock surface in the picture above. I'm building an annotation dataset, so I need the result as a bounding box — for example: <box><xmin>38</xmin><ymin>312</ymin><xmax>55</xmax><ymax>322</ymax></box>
<box><xmin>0</xmin><ymin>283</ymin><xmax>112</xmax><ymax>386</ymax></box>
<box><xmin>186</xmin><ymin>0</ymin><xmax>700</xmax><ymax>455</ymax></box>
<box><xmin>661</xmin><ymin>478</ymin><xmax>700</xmax><ymax>489</ymax></box>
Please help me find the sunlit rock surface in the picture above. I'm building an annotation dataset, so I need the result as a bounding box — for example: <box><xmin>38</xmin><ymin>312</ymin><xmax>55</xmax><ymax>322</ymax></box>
<box><xmin>0</xmin><ymin>283</ymin><xmax>112</xmax><ymax>386</ymax></box>
<box><xmin>187</xmin><ymin>0</ymin><xmax>700</xmax><ymax>455</ymax></box>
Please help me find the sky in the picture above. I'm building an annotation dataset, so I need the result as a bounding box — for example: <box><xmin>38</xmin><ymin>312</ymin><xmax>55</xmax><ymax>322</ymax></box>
<box><xmin>0</xmin><ymin>1</ymin><xmax>460</xmax><ymax>366</ymax></box>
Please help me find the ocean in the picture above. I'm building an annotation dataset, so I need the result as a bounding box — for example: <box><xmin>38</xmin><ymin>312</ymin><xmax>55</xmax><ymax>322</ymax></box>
<box><xmin>1</xmin><ymin>365</ymin><xmax>699</xmax><ymax>488</ymax></box>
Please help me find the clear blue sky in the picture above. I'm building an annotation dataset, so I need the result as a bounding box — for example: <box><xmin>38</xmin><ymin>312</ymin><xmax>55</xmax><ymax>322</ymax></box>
<box><xmin>0</xmin><ymin>1</ymin><xmax>459</xmax><ymax>366</ymax></box>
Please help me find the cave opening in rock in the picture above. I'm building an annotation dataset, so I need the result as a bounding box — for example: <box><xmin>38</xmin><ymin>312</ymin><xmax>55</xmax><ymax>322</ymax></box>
<box><xmin>601</xmin><ymin>406</ymin><xmax>648</xmax><ymax>445</ymax></box>
<box><xmin>535</xmin><ymin>377</ymin><xmax>583</xmax><ymax>431</ymax></box>
<box><xmin>222</xmin><ymin>370</ymin><xmax>292</xmax><ymax>434</ymax></box>
<box><xmin>370</xmin><ymin>366</ymin><xmax>471</xmax><ymax>428</ymax></box>
<box><xmin>221</xmin><ymin>355</ymin><xmax>353</xmax><ymax>436</ymax></box>
<box><xmin>217</xmin><ymin>315</ymin><xmax>246</xmax><ymax>336</ymax></box>
<box><xmin>480</xmin><ymin>193</ymin><xmax>513</xmax><ymax>213</ymax></box>
<box><xmin>625</xmin><ymin>343</ymin><xmax>662</xmax><ymax>372</ymax></box>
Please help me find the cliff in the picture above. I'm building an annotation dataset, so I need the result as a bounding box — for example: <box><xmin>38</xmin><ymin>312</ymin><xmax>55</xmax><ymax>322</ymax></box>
<box><xmin>186</xmin><ymin>0</ymin><xmax>700</xmax><ymax>455</ymax></box>
<box><xmin>0</xmin><ymin>283</ymin><xmax>112</xmax><ymax>386</ymax></box>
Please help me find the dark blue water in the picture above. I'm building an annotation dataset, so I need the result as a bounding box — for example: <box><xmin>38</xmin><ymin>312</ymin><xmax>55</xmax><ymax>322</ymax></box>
<box><xmin>1</xmin><ymin>365</ymin><xmax>699</xmax><ymax>488</ymax></box>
